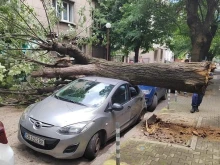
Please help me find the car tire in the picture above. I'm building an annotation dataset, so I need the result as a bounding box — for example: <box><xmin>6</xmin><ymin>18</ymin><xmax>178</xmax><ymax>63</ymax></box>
<box><xmin>161</xmin><ymin>91</ymin><xmax>167</xmax><ymax>100</ymax></box>
<box><xmin>84</xmin><ymin>132</ymin><xmax>101</xmax><ymax>160</ymax></box>
<box><xmin>148</xmin><ymin>95</ymin><xmax>158</xmax><ymax>112</ymax></box>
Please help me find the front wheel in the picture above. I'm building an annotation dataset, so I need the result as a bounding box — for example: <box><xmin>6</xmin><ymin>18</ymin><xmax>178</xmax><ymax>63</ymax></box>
<box><xmin>84</xmin><ymin>133</ymin><xmax>101</xmax><ymax>160</ymax></box>
<box><xmin>148</xmin><ymin>95</ymin><xmax>158</xmax><ymax>112</ymax></box>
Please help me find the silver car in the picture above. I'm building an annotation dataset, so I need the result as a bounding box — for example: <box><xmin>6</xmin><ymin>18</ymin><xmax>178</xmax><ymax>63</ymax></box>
<box><xmin>18</xmin><ymin>77</ymin><xmax>146</xmax><ymax>160</ymax></box>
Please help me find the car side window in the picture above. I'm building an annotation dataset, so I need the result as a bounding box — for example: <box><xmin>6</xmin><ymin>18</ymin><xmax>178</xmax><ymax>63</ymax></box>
<box><xmin>128</xmin><ymin>85</ymin><xmax>139</xmax><ymax>98</ymax></box>
<box><xmin>112</xmin><ymin>84</ymin><xmax>129</xmax><ymax>105</ymax></box>
<box><xmin>129</xmin><ymin>87</ymin><xmax>138</xmax><ymax>98</ymax></box>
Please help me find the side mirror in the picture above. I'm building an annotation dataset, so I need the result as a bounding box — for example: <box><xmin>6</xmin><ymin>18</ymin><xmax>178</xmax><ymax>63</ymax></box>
<box><xmin>108</xmin><ymin>103</ymin><xmax>123</xmax><ymax>112</ymax></box>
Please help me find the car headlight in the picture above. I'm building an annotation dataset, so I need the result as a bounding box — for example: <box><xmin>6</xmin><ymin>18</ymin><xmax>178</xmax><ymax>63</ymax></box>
<box><xmin>142</xmin><ymin>89</ymin><xmax>151</xmax><ymax>95</ymax></box>
<box><xmin>58</xmin><ymin>121</ymin><xmax>94</xmax><ymax>135</ymax></box>
<box><xmin>20</xmin><ymin>104</ymin><xmax>36</xmax><ymax>121</ymax></box>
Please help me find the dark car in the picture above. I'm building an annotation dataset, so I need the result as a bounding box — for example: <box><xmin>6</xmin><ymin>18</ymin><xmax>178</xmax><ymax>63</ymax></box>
<box><xmin>138</xmin><ymin>85</ymin><xmax>167</xmax><ymax>112</ymax></box>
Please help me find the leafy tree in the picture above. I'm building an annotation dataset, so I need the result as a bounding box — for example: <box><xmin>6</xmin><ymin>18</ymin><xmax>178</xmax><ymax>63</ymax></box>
<box><xmin>0</xmin><ymin>0</ymin><xmax>64</xmax><ymax>104</ymax></box>
<box><xmin>93</xmin><ymin>0</ymin><xmax>177</xmax><ymax>62</ymax></box>
<box><xmin>0</xmin><ymin>0</ymin><xmax>89</xmax><ymax>92</ymax></box>
<box><xmin>185</xmin><ymin>0</ymin><xmax>220</xmax><ymax>62</ymax></box>
<box><xmin>167</xmin><ymin>1</ymin><xmax>191</xmax><ymax>60</ymax></box>
<box><xmin>167</xmin><ymin>0</ymin><xmax>220</xmax><ymax>62</ymax></box>
<box><xmin>0</xmin><ymin>0</ymin><xmax>212</xmax><ymax>105</ymax></box>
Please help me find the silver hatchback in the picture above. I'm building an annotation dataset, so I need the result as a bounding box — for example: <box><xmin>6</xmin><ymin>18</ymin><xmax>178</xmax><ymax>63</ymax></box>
<box><xmin>18</xmin><ymin>77</ymin><xmax>146</xmax><ymax>160</ymax></box>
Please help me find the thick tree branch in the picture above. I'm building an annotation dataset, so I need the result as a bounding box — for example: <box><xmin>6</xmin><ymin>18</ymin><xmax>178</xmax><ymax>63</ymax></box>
<box><xmin>40</xmin><ymin>42</ymin><xmax>90</xmax><ymax>64</ymax></box>
<box><xmin>23</xmin><ymin>56</ymin><xmax>73</xmax><ymax>68</ymax></box>
<box><xmin>198</xmin><ymin>1</ymin><xmax>204</xmax><ymax>22</ymax></box>
<box><xmin>205</xmin><ymin>0</ymin><xmax>218</xmax><ymax>29</ymax></box>
<box><xmin>32</xmin><ymin>64</ymin><xmax>97</xmax><ymax>78</ymax></box>
<box><xmin>31</xmin><ymin>60</ymin><xmax>212</xmax><ymax>94</ymax></box>
<box><xmin>186</xmin><ymin>0</ymin><xmax>201</xmax><ymax>28</ymax></box>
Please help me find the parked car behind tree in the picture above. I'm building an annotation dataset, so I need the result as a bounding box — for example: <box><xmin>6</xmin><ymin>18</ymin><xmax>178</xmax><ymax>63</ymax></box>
<box><xmin>138</xmin><ymin>85</ymin><xmax>167</xmax><ymax>112</ymax></box>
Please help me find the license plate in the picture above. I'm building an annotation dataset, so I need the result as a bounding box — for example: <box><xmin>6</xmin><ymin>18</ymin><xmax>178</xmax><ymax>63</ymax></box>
<box><xmin>24</xmin><ymin>132</ymin><xmax>45</xmax><ymax>146</ymax></box>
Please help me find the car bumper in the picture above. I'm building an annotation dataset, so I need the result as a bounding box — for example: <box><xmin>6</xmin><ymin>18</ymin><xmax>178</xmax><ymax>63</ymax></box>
<box><xmin>17</xmin><ymin>124</ymin><xmax>90</xmax><ymax>159</ymax></box>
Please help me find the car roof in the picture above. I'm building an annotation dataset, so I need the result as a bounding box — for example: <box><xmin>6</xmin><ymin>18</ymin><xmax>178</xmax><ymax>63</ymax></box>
<box><xmin>80</xmin><ymin>76</ymin><xmax>128</xmax><ymax>85</ymax></box>
<box><xmin>138</xmin><ymin>85</ymin><xmax>155</xmax><ymax>90</ymax></box>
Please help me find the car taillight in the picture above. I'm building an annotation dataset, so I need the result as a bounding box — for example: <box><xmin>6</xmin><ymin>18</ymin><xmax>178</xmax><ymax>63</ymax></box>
<box><xmin>0</xmin><ymin>121</ymin><xmax>8</xmax><ymax>144</ymax></box>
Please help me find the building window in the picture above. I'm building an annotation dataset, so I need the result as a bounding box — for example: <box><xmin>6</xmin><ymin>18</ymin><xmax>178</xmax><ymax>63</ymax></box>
<box><xmin>52</xmin><ymin>0</ymin><xmax>74</xmax><ymax>23</ymax></box>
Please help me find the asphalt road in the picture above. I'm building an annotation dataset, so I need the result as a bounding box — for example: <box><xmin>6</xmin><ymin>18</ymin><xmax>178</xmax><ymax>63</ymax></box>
<box><xmin>0</xmin><ymin>99</ymin><xmax>168</xmax><ymax>165</ymax></box>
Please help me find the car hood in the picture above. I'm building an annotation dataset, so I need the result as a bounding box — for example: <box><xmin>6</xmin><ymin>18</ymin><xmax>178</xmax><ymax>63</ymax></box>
<box><xmin>28</xmin><ymin>96</ymin><xmax>97</xmax><ymax>127</ymax></box>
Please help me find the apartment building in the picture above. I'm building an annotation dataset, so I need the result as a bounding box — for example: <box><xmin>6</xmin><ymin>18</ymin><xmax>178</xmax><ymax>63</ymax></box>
<box><xmin>25</xmin><ymin>0</ymin><xmax>95</xmax><ymax>56</ymax></box>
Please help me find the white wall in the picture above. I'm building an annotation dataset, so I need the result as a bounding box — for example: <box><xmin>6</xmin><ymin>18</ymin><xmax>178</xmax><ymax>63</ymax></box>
<box><xmin>128</xmin><ymin>47</ymin><xmax>174</xmax><ymax>63</ymax></box>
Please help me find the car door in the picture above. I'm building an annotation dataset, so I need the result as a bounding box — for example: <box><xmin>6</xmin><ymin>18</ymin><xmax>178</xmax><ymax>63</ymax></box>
<box><xmin>111</xmin><ymin>84</ymin><xmax>131</xmax><ymax>130</ymax></box>
<box><xmin>129</xmin><ymin>86</ymin><xmax>143</xmax><ymax>122</ymax></box>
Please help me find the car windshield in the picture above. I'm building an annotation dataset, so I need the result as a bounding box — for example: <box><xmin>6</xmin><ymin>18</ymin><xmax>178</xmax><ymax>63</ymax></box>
<box><xmin>55</xmin><ymin>79</ymin><xmax>114</xmax><ymax>107</ymax></box>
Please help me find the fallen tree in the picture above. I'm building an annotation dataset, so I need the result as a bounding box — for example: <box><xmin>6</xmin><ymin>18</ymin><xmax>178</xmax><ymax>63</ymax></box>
<box><xmin>30</xmin><ymin>43</ymin><xmax>212</xmax><ymax>94</ymax></box>
<box><xmin>0</xmin><ymin>1</ymin><xmax>214</xmax><ymax>106</ymax></box>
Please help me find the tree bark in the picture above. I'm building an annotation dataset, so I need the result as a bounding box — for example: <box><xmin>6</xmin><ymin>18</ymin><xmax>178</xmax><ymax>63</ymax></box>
<box><xmin>134</xmin><ymin>45</ymin><xmax>140</xmax><ymax>63</ymax></box>
<box><xmin>32</xmin><ymin>59</ymin><xmax>211</xmax><ymax>94</ymax></box>
<box><xmin>186</xmin><ymin>0</ymin><xmax>218</xmax><ymax>62</ymax></box>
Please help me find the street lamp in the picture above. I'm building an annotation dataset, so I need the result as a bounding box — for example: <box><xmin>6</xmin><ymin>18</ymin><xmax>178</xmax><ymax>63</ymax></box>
<box><xmin>106</xmin><ymin>22</ymin><xmax>111</xmax><ymax>61</ymax></box>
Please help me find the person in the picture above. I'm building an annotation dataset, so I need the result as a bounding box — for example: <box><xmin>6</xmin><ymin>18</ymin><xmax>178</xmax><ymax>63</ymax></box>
<box><xmin>190</xmin><ymin>76</ymin><xmax>210</xmax><ymax>113</ymax></box>
<box><xmin>190</xmin><ymin>93</ymin><xmax>204</xmax><ymax>113</ymax></box>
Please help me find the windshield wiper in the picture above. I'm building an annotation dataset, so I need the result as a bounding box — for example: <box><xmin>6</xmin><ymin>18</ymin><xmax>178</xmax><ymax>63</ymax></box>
<box><xmin>68</xmin><ymin>100</ymin><xmax>86</xmax><ymax>106</ymax></box>
<box><xmin>54</xmin><ymin>95</ymin><xmax>86</xmax><ymax>106</ymax></box>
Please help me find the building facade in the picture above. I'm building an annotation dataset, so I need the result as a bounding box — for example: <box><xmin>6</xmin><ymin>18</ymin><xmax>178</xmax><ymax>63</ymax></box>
<box><xmin>128</xmin><ymin>45</ymin><xmax>174</xmax><ymax>64</ymax></box>
<box><xmin>25</xmin><ymin>0</ymin><xmax>95</xmax><ymax>56</ymax></box>
<box><xmin>25</xmin><ymin>0</ymin><xmax>174</xmax><ymax>63</ymax></box>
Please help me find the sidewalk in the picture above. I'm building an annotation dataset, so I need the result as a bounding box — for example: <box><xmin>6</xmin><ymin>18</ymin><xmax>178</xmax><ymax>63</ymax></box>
<box><xmin>101</xmin><ymin>68</ymin><xmax>220</xmax><ymax>165</ymax></box>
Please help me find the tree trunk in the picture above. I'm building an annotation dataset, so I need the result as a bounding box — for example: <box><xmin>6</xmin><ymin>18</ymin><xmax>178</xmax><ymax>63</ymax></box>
<box><xmin>32</xmin><ymin>59</ymin><xmax>211</xmax><ymax>94</ymax></box>
<box><xmin>186</xmin><ymin>0</ymin><xmax>218</xmax><ymax>62</ymax></box>
<box><xmin>191</xmin><ymin>33</ymin><xmax>213</xmax><ymax>62</ymax></box>
<box><xmin>134</xmin><ymin>45</ymin><xmax>140</xmax><ymax>63</ymax></box>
